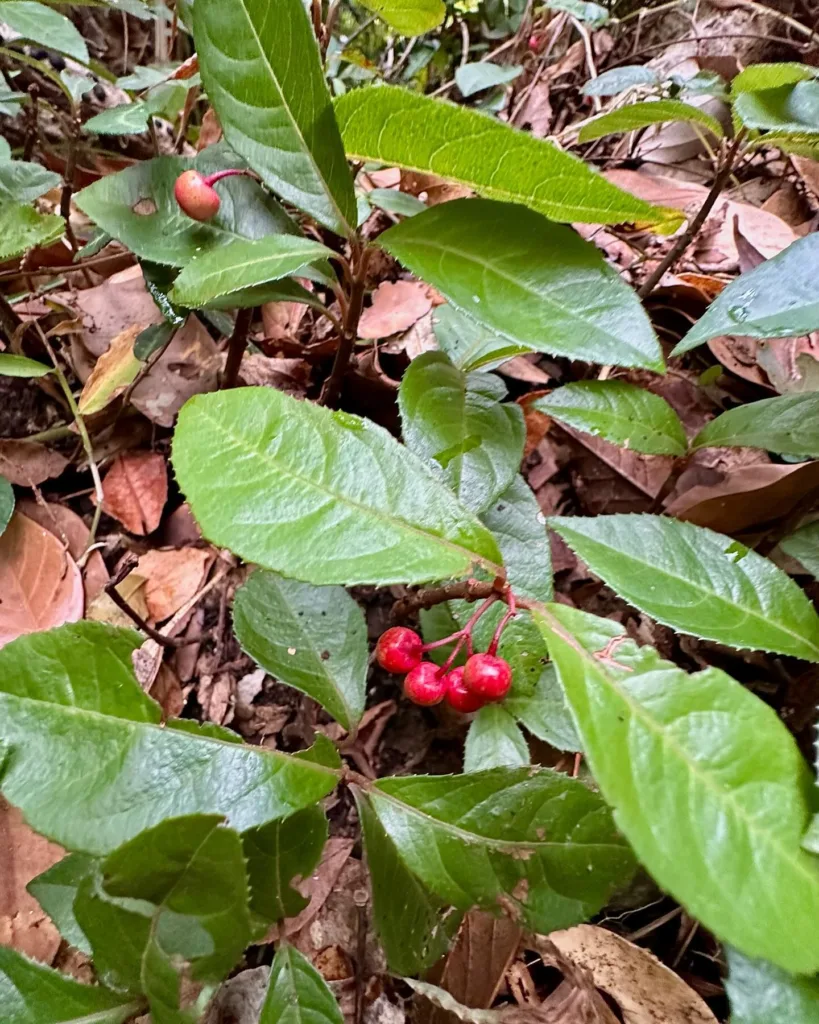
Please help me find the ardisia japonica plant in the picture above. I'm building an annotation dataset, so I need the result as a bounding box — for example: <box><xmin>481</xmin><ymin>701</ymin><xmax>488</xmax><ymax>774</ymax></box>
<box><xmin>4</xmin><ymin>0</ymin><xmax>819</xmax><ymax>1021</ymax></box>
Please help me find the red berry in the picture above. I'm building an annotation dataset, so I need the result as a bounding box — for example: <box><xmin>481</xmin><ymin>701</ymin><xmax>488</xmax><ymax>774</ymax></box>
<box><xmin>403</xmin><ymin>662</ymin><xmax>447</xmax><ymax>706</ymax></box>
<box><xmin>375</xmin><ymin>627</ymin><xmax>423</xmax><ymax>673</ymax></box>
<box><xmin>528</xmin><ymin>33</ymin><xmax>540</xmax><ymax>50</ymax></box>
<box><xmin>174</xmin><ymin>170</ymin><xmax>221</xmax><ymax>221</ymax></box>
<box><xmin>444</xmin><ymin>667</ymin><xmax>484</xmax><ymax>713</ymax></box>
<box><xmin>463</xmin><ymin>653</ymin><xmax>512</xmax><ymax>702</ymax></box>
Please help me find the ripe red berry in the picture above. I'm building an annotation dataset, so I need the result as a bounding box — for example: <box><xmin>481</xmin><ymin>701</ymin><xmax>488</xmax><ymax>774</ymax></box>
<box><xmin>463</xmin><ymin>653</ymin><xmax>512</xmax><ymax>702</ymax></box>
<box><xmin>375</xmin><ymin>626</ymin><xmax>423</xmax><ymax>673</ymax></box>
<box><xmin>403</xmin><ymin>662</ymin><xmax>447</xmax><ymax>706</ymax></box>
<box><xmin>444</xmin><ymin>667</ymin><xmax>484</xmax><ymax>713</ymax></box>
<box><xmin>174</xmin><ymin>170</ymin><xmax>221</xmax><ymax>221</ymax></box>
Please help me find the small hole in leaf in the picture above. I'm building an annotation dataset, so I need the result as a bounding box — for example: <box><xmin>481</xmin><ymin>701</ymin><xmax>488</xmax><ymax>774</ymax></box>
<box><xmin>132</xmin><ymin>197</ymin><xmax>157</xmax><ymax>216</ymax></box>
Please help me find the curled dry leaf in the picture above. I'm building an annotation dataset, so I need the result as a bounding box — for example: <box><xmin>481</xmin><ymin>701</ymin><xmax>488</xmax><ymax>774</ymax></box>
<box><xmin>548</xmin><ymin>924</ymin><xmax>717</xmax><ymax>1024</ymax></box>
<box><xmin>17</xmin><ymin>499</ymin><xmax>109</xmax><ymax>604</ymax></box>
<box><xmin>0</xmin><ymin>440</ymin><xmax>68</xmax><ymax>486</ymax></box>
<box><xmin>135</xmin><ymin>547</ymin><xmax>213</xmax><ymax>622</ymax></box>
<box><xmin>0</xmin><ymin>512</ymin><xmax>84</xmax><ymax>647</ymax></box>
<box><xmin>78</xmin><ymin>323</ymin><xmax>143</xmax><ymax>416</ymax></box>
<box><xmin>358</xmin><ymin>280</ymin><xmax>436</xmax><ymax>340</ymax></box>
<box><xmin>100</xmin><ymin>450</ymin><xmax>168</xmax><ymax>535</ymax></box>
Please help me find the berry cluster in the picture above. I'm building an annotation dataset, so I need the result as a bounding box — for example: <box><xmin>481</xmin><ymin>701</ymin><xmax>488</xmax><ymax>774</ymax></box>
<box><xmin>375</xmin><ymin>624</ymin><xmax>513</xmax><ymax>713</ymax></box>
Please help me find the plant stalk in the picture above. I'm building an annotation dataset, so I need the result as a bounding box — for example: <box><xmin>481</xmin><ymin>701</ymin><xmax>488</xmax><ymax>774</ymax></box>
<box><xmin>222</xmin><ymin>307</ymin><xmax>254</xmax><ymax>389</ymax></box>
<box><xmin>321</xmin><ymin>246</ymin><xmax>372</xmax><ymax>408</ymax></box>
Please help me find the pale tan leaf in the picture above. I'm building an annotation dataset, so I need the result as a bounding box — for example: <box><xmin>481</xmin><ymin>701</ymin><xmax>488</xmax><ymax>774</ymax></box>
<box><xmin>135</xmin><ymin>547</ymin><xmax>212</xmax><ymax>622</ymax></box>
<box><xmin>17</xmin><ymin>499</ymin><xmax>109</xmax><ymax>604</ymax></box>
<box><xmin>359</xmin><ymin>280</ymin><xmax>435</xmax><ymax>340</ymax></box>
<box><xmin>0</xmin><ymin>513</ymin><xmax>83</xmax><ymax>648</ymax></box>
<box><xmin>100</xmin><ymin>450</ymin><xmax>168</xmax><ymax>534</ymax></box>
<box><xmin>0</xmin><ymin>440</ymin><xmax>68</xmax><ymax>486</ymax></box>
<box><xmin>78</xmin><ymin>323</ymin><xmax>143</xmax><ymax>415</ymax></box>
<box><xmin>549</xmin><ymin>925</ymin><xmax>717</xmax><ymax>1024</ymax></box>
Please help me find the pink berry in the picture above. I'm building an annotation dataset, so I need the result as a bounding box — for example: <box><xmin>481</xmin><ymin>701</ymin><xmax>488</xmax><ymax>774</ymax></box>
<box><xmin>403</xmin><ymin>662</ymin><xmax>447</xmax><ymax>706</ymax></box>
<box><xmin>444</xmin><ymin>667</ymin><xmax>485</xmax><ymax>713</ymax></box>
<box><xmin>174</xmin><ymin>169</ymin><xmax>221</xmax><ymax>221</ymax></box>
<box><xmin>463</xmin><ymin>653</ymin><xmax>512</xmax><ymax>702</ymax></box>
<box><xmin>528</xmin><ymin>34</ymin><xmax>540</xmax><ymax>50</ymax></box>
<box><xmin>376</xmin><ymin>627</ymin><xmax>423</xmax><ymax>674</ymax></box>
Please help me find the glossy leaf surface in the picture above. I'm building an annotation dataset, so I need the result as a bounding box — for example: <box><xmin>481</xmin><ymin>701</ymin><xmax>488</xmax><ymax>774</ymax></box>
<box><xmin>0</xmin><ymin>1</ymin><xmax>88</xmax><ymax>61</ymax></box>
<box><xmin>173</xmin><ymin>388</ymin><xmax>503</xmax><ymax>586</ymax></box>
<box><xmin>0</xmin><ymin>204</ymin><xmax>63</xmax><ymax>261</ymax></box>
<box><xmin>481</xmin><ymin>476</ymin><xmax>552</xmax><ymax>603</ymax></box>
<box><xmin>399</xmin><ymin>352</ymin><xmax>525</xmax><ymax>514</ymax></box>
<box><xmin>550</xmin><ymin>514</ymin><xmax>819</xmax><ymax>660</ymax></box>
<box><xmin>0</xmin><ymin>353</ymin><xmax>52</xmax><ymax>377</ymax></box>
<box><xmin>193</xmin><ymin>0</ymin><xmax>356</xmax><ymax>234</ymax></box>
<box><xmin>27</xmin><ymin>854</ymin><xmax>94</xmax><ymax>953</ymax></box>
<box><xmin>780</xmin><ymin>521</ymin><xmax>819</xmax><ymax>580</ymax></box>
<box><xmin>233</xmin><ymin>569</ymin><xmax>367</xmax><ymax>729</ymax></box>
<box><xmin>675</xmin><ymin>234</ymin><xmax>819</xmax><ymax>353</ymax></box>
<box><xmin>725</xmin><ymin>949</ymin><xmax>819</xmax><ymax>1023</ymax></box>
<box><xmin>455</xmin><ymin>63</ymin><xmax>522</xmax><ymax>97</ymax></box>
<box><xmin>381</xmin><ymin>200</ymin><xmax>664</xmax><ymax>370</ymax></box>
<box><xmin>0</xmin><ymin>161</ymin><xmax>61</xmax><ymax>203</ymax></box>
<box><xmin>260</xmin><ymin>944</ymin><xmax>344</xmax><ymax>1024</ymax></box>
<box><xmin>692</xmin><ymin>392</ymin><xmax>819</xmax><ymax>456</ymax></box>
<box><xmin>538</xmin><ymin>603</ymin><xmax>819</xmax><ymax>973</ymax></box>
<box><xmin>464</xmin><ymin>706</ymin><xmax>529</xmax><ymax>771</ymax></box>
<box><xmin>582</xmin><ymin>65</ymin><xmax>658</xmax><ymax>96</ymax></box>
<box><xmin>169</xmin><ymin>236</ymin><xmax>331</xmax><ymax>308</ymax></box>
<box><xmin>0</xmin><ymin>623</ymin><xmax>338</xmax><ymax>854</ymax></box>
<box><xmin>578</xmin><ymin>99</ymin><xmax>723</xmax><ymax>142</ymax></box>
<box><xmin>335</xmin><ymin>86</ymin><xmax>679</xmax><ymax>228</ymax></box>
<box><xmin>535</xmin><ymin>381</ymin><xmax>686</xmax><ymax>456</ymax></box>
<box><xmin>370</xmin><ymin>767</ymin><xmax>635</xmax><ymax>933</ymax></box>
<box><xmin>432</xmin><ymin>304</ymin><xmax>531</xmax><ymax>372</ymax></box>
<box><xmin>353</xmin><ymin>0</ymin><xmax>444</xmax><ymax>34</ymax></box>
<box><xmin>734</xmin><ymin>81</ymin><xmax>819</xmax><ymax>134</ymax></box>
<box><xmin>505</xmin><ymin>663</ymin><xmax>580</xmax><ymax>753</ymax></box>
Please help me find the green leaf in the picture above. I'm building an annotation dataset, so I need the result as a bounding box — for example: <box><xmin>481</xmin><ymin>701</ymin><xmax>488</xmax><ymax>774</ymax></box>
<box><xmin>674</xmin><ymin>235</ymin><xmax>819</xmax><ymax>353</ymax></box>
<box><xmin>692</xmin><ymin>392</ymin><xmax>819</xmax><ymax>456</ymax></box>
<box><xmin>243</xmin><ymin>805</ymin><xmax>328</xmax><ymax>924</ymax></box>
<box><xmin>0</xmin><ymin>475</ymin><xmax>13</xmax><ymax>536</ymax></box>
<box><xmin>550</xmin><ymin>514</ymin><xmax>819</xmax><ymax>660</ymax></box>
<box><xmin>0</xmin><ymin>160</ymin><xmax>61</xmax><ymax>203</ymax></box>
<box><xmin>173</xmin><ymin>388</ymin><xmax>503</xmax><ymax>586</ymax></box>
<box><xmin>233</xmin><ymin>569</ymin><xmax>367</xmax><ymax>730</ymax></box>
<box><xmin>481</xmin><ymin>475</ymin><xmax>552</xmax><ymax>603</ymax></box>
<box><xmin>0</xmin><ymin>622</ymin><xmax>339</xmax><ymax>854</ymax></box>
<box><xmin>0</xmin><ymin>947</ymin><xmax>140</xmax><ymax>1024</ymax></box>
<box><xmin>734</xmin><ymin>81</ymin><xmax>819</xmax><ymax>135</ymax></box>
<box><xmin>578</xmin><ymin>100</ymin><xmax>723</xmax><ymax>143</ymax></box>
<box><xmin>84</xmin><ymin>92</ymin><xmax>171</xmax><ymax>135</ymax></box>
<box><xmin>455</xmin><ymin>63</ymin><xmax>522</xmax><ymax>98</ymax></box>
<box><xmin>0</xmin><ymin>352</ymin><xmax>52</xmax><ymax>377</ymax></box>
<box><xmin>781</xmin><ymin>521</ymin><xmax>819</xmax><ymax>580</ymax></box>
<box><xmin>545</xmin><ymin>0</ymin><xmax>608</xmax><ymax>26</ymax></box>
<box><xmin>260</xmin><ymin>944</ymin><xmax>344</xmax><ymax>1024</ymax></box>
<box><xmin>432</xmin><ymin>304</ymin><xmax>531</xmax><ymax>372</ymax></box>
<box><xmin>356</xmin><ymin>790</ymin><xmax>453</xmax><ymax>975</ymax></box>
<box><xmin>366</xmin><ymin>188</ymin><xmax>426</xmax><ymax>218</ymax></box>
<box><xmin>0</xmin><ymin>203</ymin><xmax>63</xmax><ymax>261</ymax></box>
<box><xmin>505</xmin><ymin>663</ymin><xmax>580</xmax><ymax>753</ymax></box>
<box><xmin>351</xmin><ymin>0</ymin><xmax>444</xmax><ymax>34</ymax></box>
<box><xmin>192</xmin><ymin>0</ymin><xmax>356</xmax><ymax>235</ymax></box>
<box><xmin>725</xmin><ymin>948</ymin><xmax>819</xmax><ymax>1023</ymax></box>
<box><xmin>399</xmin><ymin>352</ymin><xmax>525</xmax><ymax>515</ymax></box>
<box><xmin>0</xmin><ymin>1</ymin><xmax>88</xmax><ymax>62</ymax></box>
<box><xmin>534</xmin><ymin>381</ymin><xmax>687</xmax><ymax>456</ymax></box>
<box><xmin>369</xmin><ymin>766</ymin><xmax>635</xmax><ymax>933</ymax></box>
<box><xmin>75</xmin><ymin>150</ymin><xmax>302</xmax><ymax>268</ymax></box>
<box><xmin>168</xmin><ymin>235</ymin><xmax>332</xmax><ymax>309</ymax></box>
<box><xmin>28</xmin><ymin>854</ymin><xmax>95</xmax><ymax>953</ymax></box>
<box><xmin>582</xmin><ymin>65</ymin><xmax>659</xmax><ymax>97</ymax></box>
<box><xmin>380</xmin><ymin>200</ymin><xmax>664</xmax><ymax>371</ymax></box>
<box><xmin>732</xmin><ymin>63</ymin><xmax>819</xmax><ymax>96</ymax></box>
<box><xmin>335</xmin><ymin>86</ymin><xmax>681</xmax><ymax>229</ymax></box>
<box><xmin>464</xmin><ymin>706</ymin><xmax>529</xmax><ymax>771</ymax></box>
<box><xmin>537</xmin><ymin>602</ymin><xmax>819</xmax><ymax>974</ymax></box>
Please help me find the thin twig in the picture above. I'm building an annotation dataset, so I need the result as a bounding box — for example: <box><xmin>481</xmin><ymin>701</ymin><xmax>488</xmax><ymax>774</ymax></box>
<box><xmin>105</xmin><ymin>558</ymin><xmax>203</xmax><ymax>649</ymax></box>
<box><xmin>570</xmin><ymin>16</ymin><xmax>600</xmax><ymax>112</ymax></box>
<box><xmin>638</xmin><ymin>130</ymin><xmax>746</xmax><ymax>299</ymax></box>
<box><xmin>391</xmin><ymin>577</ymin><xmax>510</xmax><ymax>621</ymax></box>
<box><xmin>320</xmin><ymin>246</ymin><xmax>372</xmax><ymax>408</ymax></box>
<box><xmin>729</xmin><ymin>0</ymin><xmax>815</xmax><ymax>40</ymax></box>
<box><xmin>221</xmin><ymin>308</ymin><xmax>254</xmax><ymax>389</ymax></box>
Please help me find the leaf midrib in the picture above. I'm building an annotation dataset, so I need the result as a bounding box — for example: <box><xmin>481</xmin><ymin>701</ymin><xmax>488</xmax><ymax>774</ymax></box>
<box><xmin>192</xmin><ymin>404</ymin><xmax>503</xmax><ymax>578</ymax></box>
<box><xmin>554</xmin><ymin>523</ymin><xmax>819</xmax><ymax>658</ymax></box>
<box><xmin>175</xmin><ymin>244</ymin><xmax>325</xmax><ymax>303</ymax></box>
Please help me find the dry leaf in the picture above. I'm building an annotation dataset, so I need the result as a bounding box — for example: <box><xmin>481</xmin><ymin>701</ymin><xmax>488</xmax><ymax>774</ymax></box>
<box><xmin>0</xmin><ymin>512</ymin><xmax>83</xmax><ymax>647</ymax></box>
<box><xmin>17</xmin><ymin>499</ymin><xmax>109</xmax><ymax>604</ymax></box>
<box><xmin>565</xmin><ymin>425</ymin><xmax>674</xmax><ymax>500</ymax></box>
<box><xmin>0</xmin><ymin>799</ymin><xmax>63</xmax><ymax>964</ymax></box>
<box><xmin>86</xmin><ymin>572</ymin><xmax>150</xmax><ymax>630</ymax></box>
<box><xmin>135</xmin><ymin>547</ymin><xmax>212</xmax><ymax>622</ymax></box>
<box><xmin>549</xmin><ymin>925</ymin><xmax>717</xmax><ymax>1024</ymax></box>
<box><xmin>515</xmin><ymin>81</ymin><xmax>553</xmax><ymax>138</ymax></box>
<box><xmin>359</xmin><ymin>281</ymin><xmax>435</xmax><ymax>340</ymax></box>
<box><xmin>78</xmin><ymin>323</ymin><xmax>143</xmax><ymax>415</ymax></box>
<box><xmin>400</xmin><ymin>170</ymin><xmax>473</xmax><ymax>206</ymax></box>
<box><xmin>197</xmin><ymin>106</ymin><xmax>223</xmax><ymax>150</ymax></box>
<box><xmin>148</xmin><ymin>663</ymin><xmax>186</xmax><ymax>718</ymax></box>
<box><xmin>196</xmin><ymin>672</ymin><xmax>234</xmax><ymax>725</ymax></box>
<box><xmin>0</xmin><ymin>440</ymin><xmax>68</xmax><ymax>486</ymax></box>
<box><xmin>100</xmin><ymin>451</ymin><xmax>168</xmax><ymax>535</ymax></box>
<box><xmin>273</xmin><ymin>838</ymin><xmax>355</xmax><ymax>940</ymax></box>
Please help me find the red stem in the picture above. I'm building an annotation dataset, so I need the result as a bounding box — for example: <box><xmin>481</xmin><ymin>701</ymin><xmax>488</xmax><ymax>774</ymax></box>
<box><xmin>202</xmin><ymin>168</ymin><xmax>256</xmax><ymax>187</ymax></box>
<box><xmin>487</xmin><ymin>591</ymin><xmax>517</xmax><ymax>657</ymax></box>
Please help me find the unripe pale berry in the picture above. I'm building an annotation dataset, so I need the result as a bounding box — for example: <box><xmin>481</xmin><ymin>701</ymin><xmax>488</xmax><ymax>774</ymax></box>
<box><xmin>375</xmin><ymin>626</ymin><xmax>423</xmax><ymax>674</ymax></box>
<box><xmin>463</xmin><ymin>653</ymin><xmax>512</xmax><ymax>702</ymax></box>
<box><xmin>403</xmin><ymin>662</ymin><xmax>447</xmax><ymax>706</ymax></box>
<box><xmin>174</xmin><ymin>170</ymin><xmax>221</xmax><ymax>221</ymax></box>
<box><xmin>444</xmin><ymin>666</ymin><xmax>484</xmax><ymax>713</ymax></box>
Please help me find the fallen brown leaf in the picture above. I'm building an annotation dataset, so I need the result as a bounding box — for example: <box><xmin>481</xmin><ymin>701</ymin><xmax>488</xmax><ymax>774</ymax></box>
<box><xmin>0</xmin><ymin>440</ymin><xmax>68</xmax><ymax>486</ymax></box>
<box><xmin>17</xmin><ymin>499</ymin><xmax>109</xmax><ymax>604</ymax></box>
<box><xmin>359</xmin><ymin>280</ymin><xmax>435</xmax><ymax>340</ymax></box>
<box><xmin>0</xmin><ymin>799</ymin><xmax>63</xmax><ymax>964</ymax></box>
<box><xmin>78</xmin><ymin>323</ymin><xmax>143</xmax><ymax>416</ymax></box>
<box><xmin>135</xmin><ymin>547</ymin><xmax>213</xmax><ymax>622</ymax></box>
<box><xmin>274</xmin><ymin>837</ymin><xmax>355</xmax><ymax>940</ymax></box>
<box><xmin>100</xmin><ymin>451</ymin><xmax>168</xmax><ymax>535</ymax></box>
<box><xmin>149</xmin><ymin>663</ymin><xmax>186</xmax><ymax>719</ymax></box>
<box><xmin>549</xmin><ymin>924</ymin><xmax>717</xmax><ymax>1024</ymax></box>
<box><xmin>0</xmin><ymin>512</ymin><xmax>84</xmax><ymax>648</ymax></box>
